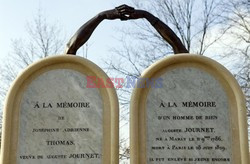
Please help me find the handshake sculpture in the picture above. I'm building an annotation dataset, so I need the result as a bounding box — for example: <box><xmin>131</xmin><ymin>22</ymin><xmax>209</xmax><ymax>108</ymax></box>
<box><xmin>65</xmin><ymin>4</ymin><xmax>188</xmax><ymax>55</ymax></box>
<box><xmin>99</xmin><ymin>4</ymin><xmax>153</xmax><ymax>21</ymax></box>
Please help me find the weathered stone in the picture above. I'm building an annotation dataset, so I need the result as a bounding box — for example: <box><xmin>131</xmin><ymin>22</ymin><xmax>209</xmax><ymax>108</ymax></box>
<box><xmin>130</xmin><ymin>54</ymin><xmax>249</xmax><ymax>164</ymax></box>
<box><xmin>0</xmin><ymin>55</ymin><xmax>119</xmax><ymax>164</ymax></box>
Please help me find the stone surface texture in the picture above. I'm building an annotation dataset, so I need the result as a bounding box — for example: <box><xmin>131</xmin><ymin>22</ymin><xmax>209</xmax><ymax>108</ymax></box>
<box><xmin>17</xmin><ymin>69</ymin><xmax>103</xmax><ymax>164</ymax></box>
<box><xmin>146</xmin><ymin>67</ymin><xmax>232</xmax><ymax>163</ymax></box>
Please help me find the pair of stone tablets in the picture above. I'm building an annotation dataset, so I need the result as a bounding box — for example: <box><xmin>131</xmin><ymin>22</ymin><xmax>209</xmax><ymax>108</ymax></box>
<box><xmin>0</xmin><ymin>54</ymin><xmax>249</xmax><ymax>163</ymax></box>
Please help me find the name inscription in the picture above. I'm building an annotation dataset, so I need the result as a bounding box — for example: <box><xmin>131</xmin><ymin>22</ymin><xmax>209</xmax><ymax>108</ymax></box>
<box><xmin>146</xmin><ymin>67</ymin><xmax>232</xmax><ymax>163</ymax></box>
<box><xmin>17</xmin><ymin>69</ymin><xmax>103</xmax><ymax>164</ymax></box>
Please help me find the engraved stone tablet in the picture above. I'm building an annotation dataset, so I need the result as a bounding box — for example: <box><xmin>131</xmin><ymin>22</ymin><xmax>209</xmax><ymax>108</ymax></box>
<box><xmin>130</xmin><ymin>54</ymin><xmax>249</xmax><ymax>164</ymax></box>
<box><xmin>0</xmin><ymin>55</ymin><xmax>119</xmax><ymax>164</ymax></box>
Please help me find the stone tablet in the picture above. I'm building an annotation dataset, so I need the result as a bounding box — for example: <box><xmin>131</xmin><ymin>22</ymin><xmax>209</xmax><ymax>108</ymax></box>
<box><xmin>0</xmin><ymin>55</ymin><xmax>119</xmax><ymax>164</ymax></box>
<box><xmin>130</xmin><ymin>54</ymin><xmax>249</xmax><ymax>164</ymax></box>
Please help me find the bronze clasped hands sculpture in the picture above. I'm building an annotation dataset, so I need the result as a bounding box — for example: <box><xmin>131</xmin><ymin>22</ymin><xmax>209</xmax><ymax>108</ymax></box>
<box><xmin>65</xmin><ymin>4</ymin><xmax>188</xmax><ymax>55</ymax></box>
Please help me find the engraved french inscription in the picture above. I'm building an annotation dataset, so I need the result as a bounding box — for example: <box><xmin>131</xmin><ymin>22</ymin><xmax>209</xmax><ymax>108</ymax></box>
<box><xmin>146</xmin><ymin>67</ymin><xmax>232</xmax><ymax>163</ymax></box>
<box><xmin>17</xmin><ymin>69</ymin><xmax>103</xmax><ymax>164</ymax></box>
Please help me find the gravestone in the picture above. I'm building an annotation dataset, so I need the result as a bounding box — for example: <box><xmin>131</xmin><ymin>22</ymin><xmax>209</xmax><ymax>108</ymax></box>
<box><xmin>0</xmin><ymin>55</ymin><xmax>119</xmax><ymax>164</ymax></box>
<box><xmin>130</xmin><ymin>54</ymin><xmax>249</xmax><ymax>164</ymax></box>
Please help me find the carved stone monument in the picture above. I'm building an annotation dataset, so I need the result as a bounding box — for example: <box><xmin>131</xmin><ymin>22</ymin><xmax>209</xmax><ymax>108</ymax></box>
<box><xmin>130</xmin><ymin>54</ymin><xmax>249</xmax><ymax>163</ymax></box>
<box><xmin>1</xmin><ymin>3</ymin><xmax>249</xmax><ymax>164</ymax></box>
<box><xmin>0</xmin><ymin>56</ymin><xmax>119</xmax><ymax>164</ymax></box>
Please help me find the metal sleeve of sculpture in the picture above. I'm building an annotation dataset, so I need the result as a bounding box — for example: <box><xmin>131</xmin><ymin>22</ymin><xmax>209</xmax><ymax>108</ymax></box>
<box><xmin>143</xmin><ymin>11</ymin><xmax>189</xmax><ymax>54</ymax></box>
<box><xmin>64</xmin><ymin>4</ymin><xmax>188</xmax><ymax>55</ymax></box>
<box><xmin>64</xmin><ymin>15</ymin><xmax>103</xmax><ymax>55</ymax></box>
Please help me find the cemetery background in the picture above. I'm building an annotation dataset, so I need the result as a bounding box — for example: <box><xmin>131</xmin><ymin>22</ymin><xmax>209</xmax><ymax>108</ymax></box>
<box><xmin>0</xmin><ymin>0</ymin><xmax>249</xmax><ymax>163</ymax></box>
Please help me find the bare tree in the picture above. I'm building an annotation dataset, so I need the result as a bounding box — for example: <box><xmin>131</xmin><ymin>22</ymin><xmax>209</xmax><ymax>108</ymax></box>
<box><xmin>0</xmin><ymin>11</ymin><xmax>65</xmax><ymax>143</ymax></box>
<box><xmin>0</xmin><ymin>12</ymin><xmax>64</xmax><ymax>94</ymax></box>
<box><xmin>219</xmin><ymin>0</ymin><xmax>250</xmax><ymax>115</ymax></box>
<box><xmin>105</xmin><ymin>0</ymin><xmax>227</xmax><ymax>113</ymax></box>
